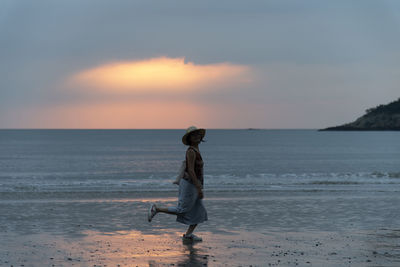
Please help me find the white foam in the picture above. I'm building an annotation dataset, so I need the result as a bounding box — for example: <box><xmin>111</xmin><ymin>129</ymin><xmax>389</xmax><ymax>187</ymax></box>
<box><xmin>1</xmin><ymin>171</ymin><xmax>399</xmax><ymax>193</ymax></box>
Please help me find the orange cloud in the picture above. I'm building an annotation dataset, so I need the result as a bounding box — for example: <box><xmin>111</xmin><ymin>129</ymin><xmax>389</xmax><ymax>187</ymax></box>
<box><xmin>69</xmin><ymin>57</ymin><xmax>251</xmax><ymax>93</ymax></box>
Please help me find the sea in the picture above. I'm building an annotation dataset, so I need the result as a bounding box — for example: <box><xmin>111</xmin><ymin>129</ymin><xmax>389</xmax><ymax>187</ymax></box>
<box><xmin>1</xmin><ymin>129</ymin><xmax>399</xmax><ymax>196</ymax></box>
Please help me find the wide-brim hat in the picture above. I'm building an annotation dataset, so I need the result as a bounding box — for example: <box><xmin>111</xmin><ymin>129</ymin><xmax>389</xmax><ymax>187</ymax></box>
<box><xmin>182</xmin><ymin>126</ymin><xmax>206</xmax><ymax>145</ymax></box>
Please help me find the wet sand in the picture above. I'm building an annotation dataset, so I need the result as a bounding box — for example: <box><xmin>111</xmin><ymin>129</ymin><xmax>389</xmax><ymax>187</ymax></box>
<box><xmin>1</xmin><ymin>190</ymin><xmax>400</xmax><ymax>266</ymax></box>
<box><xmin>1</xmin><ymin>228</ymin><xmax>400</xmax><ymax>266</ymax></box>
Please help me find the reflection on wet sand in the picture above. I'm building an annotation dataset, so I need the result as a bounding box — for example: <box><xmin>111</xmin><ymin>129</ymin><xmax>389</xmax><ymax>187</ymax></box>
<box><xmin>149</xmin><ymin>241</ymin><xmax>208</xmax><ymax>267</ymax></box>
<box><xmin>78</xmin><ymin>230</ymin><xmax>210</xmax><ymax>266</ymax></box>
<box><xmin>179</xmin><ymin>241</ymin><xmax>208</xmax><ymax>266</ymax></box>
<box><xmin>2</xmin><ymin>228</ymin><xmax>400</xmax><ymax>266</ymax></box>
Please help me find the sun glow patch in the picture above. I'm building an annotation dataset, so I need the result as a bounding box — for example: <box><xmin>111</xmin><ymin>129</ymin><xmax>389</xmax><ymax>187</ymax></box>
<box><xmin>69</xmin><ymin>57</ymin><xmax>251</xmax><ymax>93</ymax></box>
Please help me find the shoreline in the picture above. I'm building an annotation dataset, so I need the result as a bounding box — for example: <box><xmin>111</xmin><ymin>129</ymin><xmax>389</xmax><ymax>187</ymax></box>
<box><xmin>1</xmin><ymin>184</ymin><xmax>398</xmax><ymax>200</ymax></box>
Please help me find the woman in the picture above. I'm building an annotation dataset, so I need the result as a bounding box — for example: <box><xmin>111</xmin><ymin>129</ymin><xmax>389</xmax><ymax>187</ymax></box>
<box><xmin>148</xmin><ymin>126</ymin><xmax>208</xmax><ymax>242</ymax></box>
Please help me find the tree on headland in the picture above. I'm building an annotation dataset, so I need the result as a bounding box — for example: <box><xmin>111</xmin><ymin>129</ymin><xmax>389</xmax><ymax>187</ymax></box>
<box><xmin>320</xmin><ymin>97</ymin><xmax>400</xmax><ymax>131</ymax></box>
<box><xmin>365</xmin><ymin>98</ymin><xmax>400</xmax><ymax>116</ymax></box>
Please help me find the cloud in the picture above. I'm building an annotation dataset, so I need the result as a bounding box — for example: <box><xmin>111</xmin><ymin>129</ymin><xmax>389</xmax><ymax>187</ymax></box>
<box><xmin>68</xmin><ymin>57</ymin><xmax>251</xmax><ymax>94</ymax></box>
<box><xmin>0</xmin><ymin>57</ymin><xmax>253</xmax><ymax>128</ymax></box>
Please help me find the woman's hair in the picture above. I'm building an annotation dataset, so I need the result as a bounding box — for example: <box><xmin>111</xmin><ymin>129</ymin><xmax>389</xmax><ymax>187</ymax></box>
<box><xmin>186</xmin><ymin>132</ymin><xmax>206</xmax><ymax>146</ymax></box>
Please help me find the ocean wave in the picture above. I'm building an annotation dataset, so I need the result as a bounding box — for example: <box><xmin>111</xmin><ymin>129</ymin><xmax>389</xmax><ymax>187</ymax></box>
<box><xmin>309</xmin><ymin>181</ymin><xmax>360</xmax><ymax>185</ymax></box>
<box><xmin>371</xmin><ymin>171</ymin><xmax>400</xmax><ymax>178</ymax></box>
<box><xmin>1</xmin><ymin>171</ymin><xmax>399</xmax><ymax>193</ymax></box>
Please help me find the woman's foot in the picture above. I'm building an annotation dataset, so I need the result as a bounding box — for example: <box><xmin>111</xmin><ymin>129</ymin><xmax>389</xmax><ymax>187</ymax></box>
<box><xmin>182</xmin><ymin>233</ymin><xmax>202</xmax><ymax>242</ymax></box>
<box><xmin>147</xmin><ymin>204</ymin><xmax>157</xmax><ymax>222</ymax></box>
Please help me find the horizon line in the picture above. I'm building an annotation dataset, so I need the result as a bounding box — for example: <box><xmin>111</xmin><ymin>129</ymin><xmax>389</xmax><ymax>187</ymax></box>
<box><xmin>0</xmin><ymin>128</ymin><xmax>319</xmax><ymax>130</ymax></box>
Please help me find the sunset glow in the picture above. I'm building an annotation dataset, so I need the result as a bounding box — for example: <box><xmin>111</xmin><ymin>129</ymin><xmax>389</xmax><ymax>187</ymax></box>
<box><xmin>70</xmin><ymin>57</ymin><xmax>250</xmax><ymax>93</ymax></box>
<box><xmin>19</xmin><ymin>100</ymin><xmax>211</xmax><ymax>129</ymax></box>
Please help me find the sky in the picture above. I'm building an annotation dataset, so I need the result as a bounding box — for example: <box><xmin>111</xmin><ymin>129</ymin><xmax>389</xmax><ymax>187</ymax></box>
<box><xmin>1</xmin><ymin>0</ymin><xmax>400</xmax><ymax>129</ymax></box>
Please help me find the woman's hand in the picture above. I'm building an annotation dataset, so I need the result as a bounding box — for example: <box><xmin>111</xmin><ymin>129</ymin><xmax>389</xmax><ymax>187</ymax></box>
<box><xmin>198</xmin><ymin>189</ymin><xmax>204</xmax><ymax>199</ymax></box>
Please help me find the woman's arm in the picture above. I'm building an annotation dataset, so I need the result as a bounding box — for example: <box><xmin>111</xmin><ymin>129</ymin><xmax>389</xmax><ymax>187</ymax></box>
<box><xmin>186</xmin><ymin>149</ymin><xmax>204</xmax><ymax>199</ymax></box>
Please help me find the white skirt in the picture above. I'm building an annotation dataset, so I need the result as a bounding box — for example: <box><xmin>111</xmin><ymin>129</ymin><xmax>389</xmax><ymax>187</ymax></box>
<box><xmin>168</xmin><ymin>178</ymin><xmax>208</xmax><ymax>225</ymax></box>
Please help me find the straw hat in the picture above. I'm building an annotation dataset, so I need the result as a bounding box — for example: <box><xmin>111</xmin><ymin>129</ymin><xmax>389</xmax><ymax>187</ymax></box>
<box><xmin>182</xmin><ymin>126</ymin><xmax>206</xmax><ymax>145</ymax></box>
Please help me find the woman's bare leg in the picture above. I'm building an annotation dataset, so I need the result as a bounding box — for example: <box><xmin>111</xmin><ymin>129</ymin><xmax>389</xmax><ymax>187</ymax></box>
<box><xmin>155</xmin><ymin>205</ymin><xmax>177</xmax><ymax>215</ymax></box>
<box><xmin>153</xmin><ymin>205</ymin><xmax>198</xmax><ymax>237</ymax></box>
<box><xmin>185</xmin><ymin>224</ymin><xmax>197</xmax><ymax>236</ymax></box>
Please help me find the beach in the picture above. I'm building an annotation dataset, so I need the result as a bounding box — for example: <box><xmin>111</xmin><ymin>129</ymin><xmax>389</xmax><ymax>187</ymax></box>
<box><xmin>1</xmin><ymin>129</ymin><xmax>400</xmax><ymax>266</ymax></box>
<box><xmin>3</xmin><ymin>0</ymin><xmax>400</xmax><ymax>263</ymax></box>
<box><xmin>1</xmin><ymin>190</ymin><xmax>400</xmax><ymax>266</ymax></box>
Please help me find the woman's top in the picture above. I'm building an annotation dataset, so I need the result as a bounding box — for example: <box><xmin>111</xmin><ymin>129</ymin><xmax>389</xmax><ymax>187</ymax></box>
<box><xmin>183</xmin><ymin>146</ymin><xmax>204</xmax><ymax>186</ymax></box>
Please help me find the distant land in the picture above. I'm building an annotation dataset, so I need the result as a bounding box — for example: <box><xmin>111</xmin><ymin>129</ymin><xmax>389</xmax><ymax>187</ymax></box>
<box><xmin>320</xmin><ymin>98</ymin><xmax>400</xmax><ymax>131</ymax></box>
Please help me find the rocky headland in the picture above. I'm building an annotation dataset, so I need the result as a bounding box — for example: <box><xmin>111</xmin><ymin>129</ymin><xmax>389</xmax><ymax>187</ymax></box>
<box><xmin>320</xmin><ymin>98</ymin><xmax>400</xmax><ymax>131</ymax></box>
